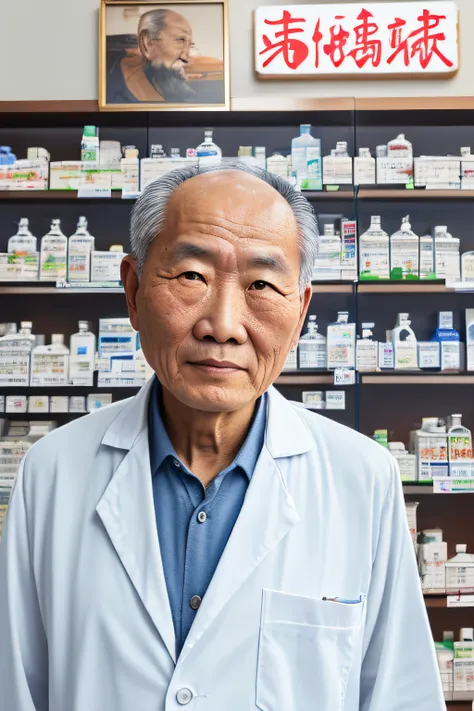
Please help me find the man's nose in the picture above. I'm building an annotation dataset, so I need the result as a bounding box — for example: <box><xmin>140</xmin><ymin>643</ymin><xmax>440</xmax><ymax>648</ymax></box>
<box><xmin>193</xmin><ymin>288</ymin><xmax>247</xmax><ymax>345</ymax></box>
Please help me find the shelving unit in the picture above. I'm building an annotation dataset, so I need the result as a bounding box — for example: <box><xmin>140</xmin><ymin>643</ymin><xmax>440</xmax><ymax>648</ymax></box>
<box><xmin>1</xmin><ymin>103</ymin><xmax>473</xmax><ymax>707</ymax></box>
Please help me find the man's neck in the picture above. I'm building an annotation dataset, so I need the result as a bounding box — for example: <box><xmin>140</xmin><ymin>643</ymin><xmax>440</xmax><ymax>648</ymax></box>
<box><xmin>160</xmin><ymin>387</ymin><xmax>258</xmax><ymax>487</ymax></box>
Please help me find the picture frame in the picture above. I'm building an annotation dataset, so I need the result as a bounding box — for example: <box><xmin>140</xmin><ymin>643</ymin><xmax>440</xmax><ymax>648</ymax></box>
<box><xmin>99</xmin><ymin>0</ymin><xmax>230</xmax><ymax>111</ymax></box>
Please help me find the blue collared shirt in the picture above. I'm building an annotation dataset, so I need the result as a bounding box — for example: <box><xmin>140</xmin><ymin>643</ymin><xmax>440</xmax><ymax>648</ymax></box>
<box><xmin>148</xmin><ymin>377</ymin><xmax>266</xmax><ymax>657</ymax></box>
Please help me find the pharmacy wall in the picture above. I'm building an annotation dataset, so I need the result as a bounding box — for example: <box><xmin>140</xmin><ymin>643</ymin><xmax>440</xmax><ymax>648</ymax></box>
<box><xmin>1</xmin><ymin>0</ymin><xmax>474</xmax><ymax>102</ymax></box>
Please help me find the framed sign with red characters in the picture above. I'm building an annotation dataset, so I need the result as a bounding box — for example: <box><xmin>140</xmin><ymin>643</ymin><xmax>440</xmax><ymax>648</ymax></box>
<box><xmin>254</xmin><ymin>1</ymin><xmax>459</xmax><ymax>79</ymax></box>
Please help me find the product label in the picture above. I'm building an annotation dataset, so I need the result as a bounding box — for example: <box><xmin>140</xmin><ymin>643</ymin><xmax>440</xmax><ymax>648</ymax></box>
<box><xmin>323</xmin><ymin>156</ymin><xmax>353</xmax><ymax>185</ymax></box>
<box><xmin>356</xmin><ymin>342</ymin><xmax>378</xmax><ymax>371</ymax></box>
<box><xmin>436</xmin><ymin>243</ymin><xmax>461</xmax><ymax>282</ymax></box>
<box><xmin>325</xmin><ymin>391</ymin><xmax>345</xmax><ymax>409</ymax></box>
<box><xmin>31</xmin><ymin>354</ymin><xmax>69</xmax><ymax>386</ymax></box>
<box><xmin>441</xmin><ymin>342</ymin><xmax>461</xmax><ymax>371</ymax></box>
<box><xmin>360</xmin><ymin>240</ymin><xmax>390</xmax><ymax>279</ymax></box>
<box><xmin>302</xmin><ymin>391</ymin><xmax>324</xmax><ymax>409</ymax></box>
<box><xmin>391</xmin><ymin>240</ymin><xmax>419</xmax><ymax>277</ymax></box>
<box><xmin>354</xmin><ymin>157</ymin><xmax>375</xmax><ymax>186</ymax></box>
<box><xmin>299</xmin><ymin>342</ymin><xmax>327</xmax><ymax>369</ymax></box>
<box><xmin>394</xmin><ymin>341</ymin><xmax>418</xmax><ymax>369</ymax></box>
<box><xmin>418</xmin><ymin>342</ymin><xmax>440</xmax><ymax>369</ymax></box>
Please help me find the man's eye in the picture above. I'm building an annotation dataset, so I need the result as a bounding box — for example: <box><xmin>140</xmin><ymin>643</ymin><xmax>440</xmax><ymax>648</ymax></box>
<box><xmin>250</xmin><ymin>280</ymin><xmax>270</xmax><ymax>291</ymax></box>
<box><xmin>181</xmin><ymin>271</ymin><xmax>204</xmax><ymax>282</ymax></box>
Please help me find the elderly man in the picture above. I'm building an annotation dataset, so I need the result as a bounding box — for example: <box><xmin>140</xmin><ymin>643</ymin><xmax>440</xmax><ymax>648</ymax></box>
<box><xmin>106</xmin><ymin>8</ymin><xmax>224</xmax><ymax>104</ymax></box>
<box><xmin>0</xmin><ymin>163</ymin><xmax>444</xmax><ymax>711</ymax></box>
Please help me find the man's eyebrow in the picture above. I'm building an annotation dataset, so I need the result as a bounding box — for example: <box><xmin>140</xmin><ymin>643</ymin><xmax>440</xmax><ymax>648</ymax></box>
<box><xmin>171</xmin><ymin>243</ymin><xmax>214</xmax><ymax>260</ymax></box>
<box><xmin>247</xmin><ymin>254</ymin><xmax>290</xmax><ymax>274</ymax></box>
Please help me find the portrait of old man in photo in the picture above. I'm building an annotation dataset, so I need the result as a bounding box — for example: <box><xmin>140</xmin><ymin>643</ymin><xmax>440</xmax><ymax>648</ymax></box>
<box><xmin>104</xmin><ymin>3</ymin><xmax>226</xmax><ymax>107</ymax></box>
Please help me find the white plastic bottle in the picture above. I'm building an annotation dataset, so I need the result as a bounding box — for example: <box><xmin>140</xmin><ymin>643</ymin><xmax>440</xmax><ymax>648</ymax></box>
<box><xmin>390</xmin><ymin>216</ymin><xmax>419</xmax><ymax>279</ymax></box>
<box><xmin>312</xmin><ymin>224</ymin><xmax>341</xmax><ymax>281</ymax></box>
<box><xmin>81</xmin><ymin>125</ymin><xmax>100</xmax><ymax>164</ymax></box>
<box><xmin>30</xmin><ymin>333</ymin><xmax>69</xmax><ymax>386</ymax></box>
<box><xmin>196</xmin><ymin>129</ymin><xmax>222</xmax><ymax>166</ymax></box>
<box><xmin>291</xmin><ymin>124</ymin><xmax>320</xmax><ymax>189</ymax></box>
<box><xmin>327</xmin><ymin>311</ymin><xmax>356</xmax><ymax>370</ymax></box>
<box><xmin>40</xmin><ymin>219</ymin><xmax>68</xmax><ymax>281</ymax></box>
<box><xmin>462</xmin><ymin>251</ymin><xmax>474</xmax><ymax>282</ymax></box>
<box><xmin>298</xmin><ymin>315</ymin><xmax>327</xmax><ymax>369</ymax></box>
<box><xmin>359</xmin><ymin>216</ymin><xmax>390</xmax><ymax>279</ymax></box>
<box><xmin>356</xmin><ymin>323</ymin><xmax>378</xmax><ymax>372</ymax></box>
<box><xmin>420</xmin><ymin>233</ymin><xmax>435</xmax><ymax>280</ymax></box>
<box><xmin>434</xmin><ymin>225</ymin><xmax>461</xmax><ymax>283</ymax></box>
<box><xmin>68</xmin><ymin>217</ymin><xmax>95</xmax><ymax>283</ymax></box>
<box><xmin>447</xmin><ymin>414</ymin><xmax>473</xmax><ymax>462</ymax></box>
<box><xmin>411</xmin><ymin>417</ymin><xmax>449</xmax><ymax>481</ymax></box>
<box><xmin>70</xmin><ymin>321</ymin><xmax>97</xmax><ymax>387</ymax></box>
<box><xmin>0</xmin><ymin>322</ymin><xmax>35</xmax><ymax>386</ymax></box>
<box><xmin>7</xmin><ymin>219</ymin><xmax>37</xmax><ymax>254</ymax></box>
<box><xmin>391</xmin><ymin>313</ymin><xmax>418</xmax><ymax>370</ymax></box>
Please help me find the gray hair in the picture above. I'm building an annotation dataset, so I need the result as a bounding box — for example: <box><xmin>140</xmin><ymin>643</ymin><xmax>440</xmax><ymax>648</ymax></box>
<box><xmin>130</xmin><ymin>161</ymin><xmax>319</xmax><ymax>291</ymax></box>
<box><xmin>138</xmin><ymin>9</ymin><xmax>168</xmax><ymax>49</ymax></box>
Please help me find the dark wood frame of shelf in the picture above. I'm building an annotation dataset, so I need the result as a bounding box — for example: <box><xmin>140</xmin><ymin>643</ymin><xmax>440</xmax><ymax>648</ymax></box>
<box><xmin>1</xmin><ymin>97</ymin><xmax>474</xmax><ymax>113</ymax></box>
<box><xmin>358</xmin><ymin>189</ymin><xmax>474</xmax><ymax>199</ymax></box>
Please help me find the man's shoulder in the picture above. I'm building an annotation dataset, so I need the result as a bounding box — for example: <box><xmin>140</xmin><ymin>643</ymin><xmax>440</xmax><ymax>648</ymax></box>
<box><xmin>289</xmin><ymin>401</ymin><xmax>396</xmax><ymax>488</ymax></box>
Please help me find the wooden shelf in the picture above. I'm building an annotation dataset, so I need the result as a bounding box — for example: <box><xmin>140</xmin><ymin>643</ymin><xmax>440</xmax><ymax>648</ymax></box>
<box><xmin>311</xmin><ymin>282</ymin><xmax>354</xmax><ymax>293</ymax></box>
<box><xmin>230</xmin><ymin>97</ymin><xmax>355</xmax><ymax>112</ymax></box>
<box><xmin>0</xmin><ymin>285</ymin><xmax>124</xmax><ymax>294</ymax></box>
<box><xmin>0</xmin><ymin>191</ymin><xmax>124</xmax><ymax>200</ymax></box>
<box><xmin>403</xmin><ymin>484</ymin><xmax>434</xmax><ymax>495</ymax></box>
<box><xmin>303</xmin><ymin>190</ymin><xmax>354</xmax><ymax>199</ymax></box>
<box><xmin>361</xmin><ymin>374</ymin><xmax>474</xmax><ymax>385</ymax></box>
<box><xmin>276</xmin><ymin>374</ymin><xmax>333</xmax><ymax>385</ymax></box>
<box><xmin>355</xmin><ymin>96</ymin><xmax>474</xmax><ymax>111</ymax></box>
<box><xmin>357</xmin><ymin>281</ymin><xmax>447</xmax><ymax>293</ymax></box>
<box><xmin>447</xmin><ymin>702</ymin><xmax>474</xmax><ymax>710</ymax></box>
<box><xmin>358</xmin><ymin>189</ymin><xmax>474</xmax><ymax>199</ymax></box>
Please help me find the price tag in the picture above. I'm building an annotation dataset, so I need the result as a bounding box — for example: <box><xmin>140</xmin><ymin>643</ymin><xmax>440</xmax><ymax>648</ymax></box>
<box><xmin>122</xmin><ymin>190</ymin><xmax>141</xmax><ymax>200</ymax></box>
<box><xmin>77</xmin><ymin>185</ymin><xmax>111</xmax><ymax>199</ymax></box>
<box><xmin>334</xmin><ymin>368</ymin><xmax>355</xmax><ymax>386</ymax></box>
<box><xmin>447</xmin><ymin>595</ymin><xmax>474</xmax><ymax>608</ymax></box>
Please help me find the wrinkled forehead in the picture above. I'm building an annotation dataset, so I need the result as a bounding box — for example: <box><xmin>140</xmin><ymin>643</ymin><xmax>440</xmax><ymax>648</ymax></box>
<box><xmin>165</xmin><ymin>170</ymin><xmax>298</xmax><ymax>239</ymax></box>
<box><xmin>162</xmin><ymin>13</ymin><xmax>193</xmax><ymax>38</ymax></box>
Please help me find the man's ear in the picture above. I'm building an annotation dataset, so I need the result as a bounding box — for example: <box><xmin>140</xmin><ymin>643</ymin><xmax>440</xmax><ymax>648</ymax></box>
<box><xmin>139</xmin><ymin>30</ymin><xmax>153</xmax><ymax>60</ymax></box>
<box><xmin>121</xmin><ymin>256</ymin><xmax>140</xmax><ymax>332</ymax></box>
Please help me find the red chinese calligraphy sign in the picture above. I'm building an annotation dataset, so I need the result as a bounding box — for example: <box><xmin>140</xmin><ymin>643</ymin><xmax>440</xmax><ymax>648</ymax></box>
<box><xmin>255</xmin><ymin>2</ymin><xmax>459</xmax><ymax>77</ymax></box>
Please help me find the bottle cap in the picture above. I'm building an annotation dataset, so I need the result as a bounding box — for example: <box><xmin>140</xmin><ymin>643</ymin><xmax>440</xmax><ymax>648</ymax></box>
<box><xmin>109</xmin><ymin>245</ymin><xmax>124</xmax><ymax>253</ymax></box>
<box><xmin>52</xmin><ymin>334</ymin><xmax>64</xmax><ymax>345</ymax></box>
<box><xmin>78</xmin><ymin>321</ymin><xmax>90</xmax><ymax>330</ymax></box>
<box><xmin>456</xmin><ymin>544</ymin><xmax>467</xmax><ymax>553</ymax></box>
<box><xmin>460</xmin><ymin>628</ymin><xmax>474</xmax><ymax>641</ymax></box>
<box><xmin>19</xmin><ymin>218</ymin><xmax>29</xmax><ymax>228</ymax></box>
<box><xmin>83</xmin><ymin>126</ymin><xmax>97</xmax><ymax>137</ymax></box>
<box><xmin>20</xmin><ymin>321</ymin><xmax>33</xmax><ymax>330</ymax></box>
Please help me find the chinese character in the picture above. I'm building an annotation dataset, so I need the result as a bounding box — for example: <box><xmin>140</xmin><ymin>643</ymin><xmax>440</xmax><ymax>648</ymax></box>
<box><xmin>323</xmin><ymin>15</ymin><xmax>349</xmax><ymax>68</ymax></box>
<box><xmin>312</xmin><ymin>19</ymin><xmax>323</xmax><ymax>68</ymax></box>
<box><xmin>349</xmin><ymin>9</ymin><xmax>382</xmax><ymax>68</ymax></box>
<box><xmin>387</xmin><ymin>10</ymin><xmax>454</xmax><ymax>69</ymax></box>
<box><xmin>259</xmin><ymin>10</ymin><xmax>309</xmax><ymax>69</ymax></box>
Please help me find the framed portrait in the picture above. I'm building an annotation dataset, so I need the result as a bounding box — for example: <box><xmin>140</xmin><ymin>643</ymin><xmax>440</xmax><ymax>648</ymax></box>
<box><xmin>99</xmin><ymin>0</ymin><xmax>230</xmax><ymax>111</ymax></box>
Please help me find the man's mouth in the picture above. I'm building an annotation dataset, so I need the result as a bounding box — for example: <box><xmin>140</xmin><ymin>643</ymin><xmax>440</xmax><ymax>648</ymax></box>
<box><xmin>189</xmin><ymin>359</ymin><xmax>245</xmax><ymax>372</ymax></box>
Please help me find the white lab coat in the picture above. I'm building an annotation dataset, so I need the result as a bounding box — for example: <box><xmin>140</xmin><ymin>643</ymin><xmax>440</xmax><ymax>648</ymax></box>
<box><xmin>0</xmin><ymin>380</ymin><xmax>445</xmax><ymax>711</ymax></box>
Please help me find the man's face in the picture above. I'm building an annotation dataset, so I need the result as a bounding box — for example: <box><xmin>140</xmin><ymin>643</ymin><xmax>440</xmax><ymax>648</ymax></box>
<box><xmin>122</xmin><ymin>171</ymin><xmax>312</xmax><ymax>413</ymax></box>
<box><xmin>143</xmin><ymin>11</ymin><xmax>193</xmax><ymax>78</ymax></box>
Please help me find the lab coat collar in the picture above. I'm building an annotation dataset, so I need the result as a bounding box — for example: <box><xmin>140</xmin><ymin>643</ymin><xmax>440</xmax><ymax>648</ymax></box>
<box><xmin>101</xmin><ymin>378</ymin><xmax>314</xmax><ymax>460</ymax></box>
<box><xmin>97</xmin><ymin>378</ymin><xmax>314</xmax><ymax>666</ymax></box>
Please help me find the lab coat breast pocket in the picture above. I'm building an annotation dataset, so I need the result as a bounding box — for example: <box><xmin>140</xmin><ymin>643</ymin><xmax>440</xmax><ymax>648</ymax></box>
<box><xmin>256</xmin><ymin>589</ymin><xmax>364</xmax><ymax>711</ymax></box>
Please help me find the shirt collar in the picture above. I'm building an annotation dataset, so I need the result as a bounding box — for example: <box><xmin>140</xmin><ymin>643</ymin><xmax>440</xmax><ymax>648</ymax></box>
<box><xmin>148</xmin><ymin>376</ymin><xmax>266</xmax><ymax>481</ymax></box>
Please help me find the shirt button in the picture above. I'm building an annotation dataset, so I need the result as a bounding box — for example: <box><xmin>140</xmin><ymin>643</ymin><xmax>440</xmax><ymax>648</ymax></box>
<box><xmin>173</xmin><ymin>458</ymin><xmax>181</xmax><ymax>469</ymax></box>
<box><xmin>190</xmin><ymin>595</ymin><xmax>202</xmax><ymax>610</ymax></box>
<box><xmin>197</xmin><ymin>511</ymin><xmax>207</xmax><ymax>523</ymax></box>
<box><xmin>176</xmin><ymin>688</ymin><xmax>193</xmax><ymax>705</ymax></box>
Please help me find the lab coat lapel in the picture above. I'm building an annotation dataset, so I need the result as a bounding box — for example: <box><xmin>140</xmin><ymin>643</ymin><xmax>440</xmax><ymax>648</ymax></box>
<box><xmin>178</xmin><ymin>386</ymin><xmax>314</xmax><ymax>666</ymax></box>
<box><xmin>96</xmin><ymin>380</ymin><xmax>176</xmax><ymax>664</ymax></box>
